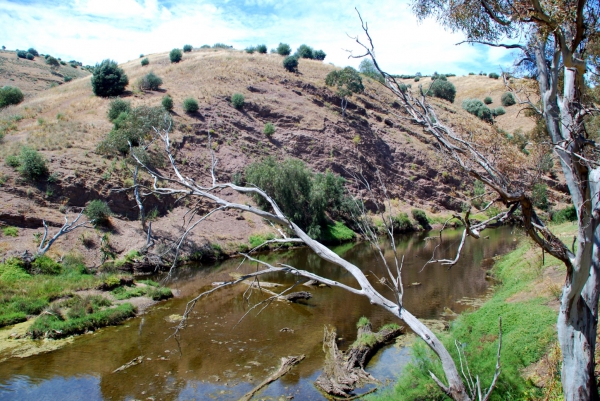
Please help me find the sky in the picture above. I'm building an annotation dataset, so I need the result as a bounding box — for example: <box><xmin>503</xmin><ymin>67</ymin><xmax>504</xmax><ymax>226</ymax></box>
<box><xmin>0</xmin><ymin>0</ymin><xmax>518</xmax><ymax>75</ymax></box>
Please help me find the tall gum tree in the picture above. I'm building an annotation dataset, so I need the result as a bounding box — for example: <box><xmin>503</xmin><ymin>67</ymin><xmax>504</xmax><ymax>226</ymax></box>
<box><xmin>401</xmin><ymin>1</ymin><xmax>600</xmax><ymax>399</ymax></box>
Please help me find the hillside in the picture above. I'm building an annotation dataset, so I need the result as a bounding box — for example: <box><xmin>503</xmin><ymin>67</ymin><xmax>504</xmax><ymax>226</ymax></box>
<box><xmin>0</xmin><ymin>47</ymin><xmax>557</xmax><ymax>265</ymax></box>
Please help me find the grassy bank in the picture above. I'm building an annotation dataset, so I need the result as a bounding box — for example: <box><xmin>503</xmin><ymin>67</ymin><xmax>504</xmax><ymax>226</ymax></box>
<box><xmin>0</xmin><ymin>254</ymin><xmax>172</xmax><ymax>337</ymax></box>
<box><xmin>370</xmin><ymin>222</ymin><xmax>576</xmax><ymax>401</ymax></box>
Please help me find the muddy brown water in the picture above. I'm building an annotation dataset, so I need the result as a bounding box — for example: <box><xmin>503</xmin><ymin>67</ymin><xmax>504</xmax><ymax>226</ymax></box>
<box><xmin>0</xmin><ymin>227</ymin><xmax>517</xmax><ymax>400</ymax></box>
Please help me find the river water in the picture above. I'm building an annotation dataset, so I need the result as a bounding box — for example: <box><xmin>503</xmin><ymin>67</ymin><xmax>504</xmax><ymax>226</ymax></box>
<box><xmin>0</xmin><ymin>227</ymin><xmax>517</xmax><ymax>401</ymax></box>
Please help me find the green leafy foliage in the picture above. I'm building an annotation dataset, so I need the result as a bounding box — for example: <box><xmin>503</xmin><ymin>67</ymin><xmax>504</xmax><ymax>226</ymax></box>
<box><xmin>283</xmin><ymin>56</ymin><xmax>299</xmax><ymax>72</ymax></box>
<box><xmin>45</xmin><ymin>56</ymin><xmax>59</xmax><ymax>69</ymax></box>
<box><xmin>245</xmin><ymin>157</ymin><xmax>352</xmax><ymax>239</ymax></box>
<box><xmin>162</xmin><ymin>95</ymin><xmax>173</xmax><ymax>111</ymax></box>
<box><xmin>263</xmin><ymin>122</ymin><xmax>275</xmax><ymax>136</ymax></box>
<box><xmin>30</xmin><ymin>256</ymin><xmax>62</xmax><ymax>275</ymax></box>
<box><xmin>25</xmin><ymin>53</ymin><xmax>34</xmax><ymax>60</ymax></box>
<box><xmin>15</xmin><ymin>146</ymin><xmax>48</xmax><ymax>180</ymax></box>
<box><xmin>321</xmin><ymin>221</ymin><xmax>355</xmax><ymax>243</ymax></box>
<box><xmin>27</xmin><ymin>48</ymin><xmax>39</xmax><ymax>56</ymax></box>
<box><xmin>231</xmin><ymin>93</ymin><xmax>245</xmax><ymax>109</ymax></box>
<box><xmin>392</xmin><ymin>212</ymin><xmax>414</xmax><ymax>232</ymax></box>
<box><xmin>462</xmin><ymin>98</ymin><xmax>493</xmax><ymax>122</ymax></box>
<box><xmin>183</xmin><ymin>44</ymin><xmax>193</xmax><ymax>52</ymax></box>
<box><xmin>183</xmin><ymin>97</ymin><xmax>199</xmax><ymax>113</ymax></box>
<box><xmin>501</xmin><ymin>92</ymin><xmax>516</xmax><ymax>106</ymax></box>
<box><xmin>488</xmin><ymin>72</ymin><xmax>500</xmax><ymax>79</ymax></box>
<box><xmin>84</xmin><ymin>199</ymin><xmax>112</xmax><ymax>226</ymax></box>
<box><xmin>140</xmin><ymin>57</ymin><xmax>149</xmax><ymax>66</ymax></box>
<box><xmin>313</xmin><ymin>49</ymin><xmax>326</xmax><ymax>60</ymax></box>
<box><xmin>17</xmin><ymin>50</ymin><xmax>27</xmax><ymax>59</ymax></box>
<box><xmin>411</xmin><ymin>209</ymin><xmax>429</xmax><ymax>227</ymax></box>
<box><xmin>245</xmin><ymin>46</ymin><xmax>255</xmax><ymax>54</ymax></box>
<box><xmin>484</xmin><ymin>96</ymin><xmax>493</xmax><ymax>104</ymax></box>
<box><xmin>256</xmin><ymin>44</ymin><xmax>267</xmax><ymax>54</ymax></box>
<box><xmin>137</xmin><ymin>72</ymin><xmax>163</xmax><ymax>91</ymax></box>
<box><xmin>428</xmin><ymin>79</ymin><xmax>456</xmax><ymax>103</ymax></box>
<box><xmin>359</xmin><ymin>59</ymin><xmax>384</xmax><ymax>83</ymax></box>
<box><xmin>0</xmin><ymin>86</ymin><xmax>24</xmax><ymax>108</ymax></box>
<box><xmin>493</xmin><ymin>106</ymin><xmax>506</xmax><ymax>116</ymax></box>
<box><xmin>169</xmin><ymin>48</ymin><xmax>182</xmax><ymax>63</ymax></box>
<box><xmin>296</xmin><ymin>44</ymin><xmax>314</xmax><ymax>59</ymax></box>
<box><xmin>2</xmin><ymin>226</ymin><xmax>18</xmax><ymax>237</ymax></box>
<box><xmin>276</xmin><ymin>43</ymin><xmax>291</xmax><ymax>56</ymax></box>
<box><xmin>532</xmin><ymin>183</ymin><xmax>548</xmax><ymax>210</ymax></box>
<box><xmin>552</xmin><ymin>206</ymin><xmax>577</xmax><ymax>223</ymax></box>
<box><xmin>107</xmin><ymin>98</ymin><xmax>131</xmax><ymax>122</ymax></box>
<box><xmin>91</xmin><ymin>60</ymin><xmax>129</xmax><ymax>97</ymax></box>
<box><xmin>325</xmin><ymin>67</ymin><xmax>364</xmax><ymax>100</ymax></box>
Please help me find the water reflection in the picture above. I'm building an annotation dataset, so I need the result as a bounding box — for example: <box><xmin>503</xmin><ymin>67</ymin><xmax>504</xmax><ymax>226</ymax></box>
<box><xmin>0</xmin><ymin>227</ymin><xmax>517</xmax><ymax>400</ymax></box>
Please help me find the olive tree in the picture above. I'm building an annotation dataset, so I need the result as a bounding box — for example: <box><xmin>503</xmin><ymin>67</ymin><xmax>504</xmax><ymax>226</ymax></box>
<box><xmin>368</xmin><ymin>1</ymin><xmax>599</xmax><ymax>399</ymax></box>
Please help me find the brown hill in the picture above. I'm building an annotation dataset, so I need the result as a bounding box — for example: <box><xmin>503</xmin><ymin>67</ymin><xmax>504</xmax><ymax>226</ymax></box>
<box><xmin>0</xmin><ymin>48</ymin><xmax>557</xmax><ymax>265</ymax></box>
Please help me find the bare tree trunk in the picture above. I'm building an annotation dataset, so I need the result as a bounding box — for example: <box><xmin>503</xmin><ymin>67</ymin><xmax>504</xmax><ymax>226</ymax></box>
<box><xmin>341</xmin><ymin>97</ymin><xmax>347</xmax><ymax>117</ymax></box>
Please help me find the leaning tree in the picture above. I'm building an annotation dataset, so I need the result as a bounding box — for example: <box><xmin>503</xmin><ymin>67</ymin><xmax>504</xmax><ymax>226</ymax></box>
<box><xmin>350</xmin><ymin>1</ymin><xmax>599</xmax><ymax>399</ymax></box>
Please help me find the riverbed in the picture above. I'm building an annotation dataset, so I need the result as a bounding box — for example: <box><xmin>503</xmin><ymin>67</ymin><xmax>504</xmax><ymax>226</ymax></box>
<box><xmin>0</xmin><ymin>227</ymin><xmax>517</xmax><ymax>400</ymax></box>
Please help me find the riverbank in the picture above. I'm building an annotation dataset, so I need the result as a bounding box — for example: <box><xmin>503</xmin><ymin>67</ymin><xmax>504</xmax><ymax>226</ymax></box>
<box><xmin>369</xmin><ymin>222</ymin><xmax>576</xmax><ymax>401</ymax></box>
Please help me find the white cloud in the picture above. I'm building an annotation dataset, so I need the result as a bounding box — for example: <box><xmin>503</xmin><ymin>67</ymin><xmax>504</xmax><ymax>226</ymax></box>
<box><xmin>0</xmin><ymin>0</ymin><xmax>516</xmax><ymax>74</ymax></box>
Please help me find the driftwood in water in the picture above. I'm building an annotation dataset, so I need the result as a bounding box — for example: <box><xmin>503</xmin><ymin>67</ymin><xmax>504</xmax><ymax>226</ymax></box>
<box><xmin>282</xmin><ymin>291</ymin><xmax>312</xmax><ymax>302</ymax></box>
<box><xmin>239</xmin><ymin>354</ymin><xmax>305</xmax><ymax>401</ymax></box>
<box><xmin>315</xmin><ymin>322</ymin><xmax>403</xmax><ymax>398</ymax></box>
<box><xmin>113</xmin><ymin>356</ymin><xmax>144</xmax><ymax>373</ymax></box>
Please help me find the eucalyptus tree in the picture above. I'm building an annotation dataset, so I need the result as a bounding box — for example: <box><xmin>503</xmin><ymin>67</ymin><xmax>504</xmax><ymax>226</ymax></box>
<box><xmin>325</xmin><ymin>67</ymin><xmax>365</xmax><ymax>117</ymax></box>
<box><xmin>375</xmin><ymin>1</ymin><xmax>599</xmax><ymax>399</ymax></box>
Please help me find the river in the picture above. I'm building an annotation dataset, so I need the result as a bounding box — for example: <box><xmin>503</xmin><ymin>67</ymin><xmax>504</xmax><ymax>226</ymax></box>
<box><xmin>0</xmin><ymin>227</ymin><xmax>517</xmax><ymax>400</ymax></box>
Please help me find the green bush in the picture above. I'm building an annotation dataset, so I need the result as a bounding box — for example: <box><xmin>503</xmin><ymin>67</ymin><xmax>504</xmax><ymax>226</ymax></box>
<box><xmin>27</xmin><ymin>48</ymin><xmax>39</xmax><ymax>56</ymax></box>
<box><xmin>493</xmin><ymin>106</ymin><xmax>506</xmax><ymax>116</ymax></box>
<box><xmin>256</xmin><ymin>44</ymin><xmax>267</xmax><ymax>54</ymax></box>
<box><xmin>60</xmin><ymin>61</ymin><xmax>66</xmax><ymax>66</ymax></box>
<box><xmin>91</xmin><ymin>59</ymin><xmax>129</xmax><ymax>97</ymax></box>
<box><xmin>283</xmin><ymin>56</ymin><xmax>299</xmax><ymax>72</ymax></box>
<box><xmin>552</xmin><ymin>205</ymin><xmax>577</xmax><ymax>223</ymax></box>
<box><xmin>138</xmin><ymin>72</ymin><xmax>163</xmax><ymax>91</ymax></box>
<box><xmin>414</xmin><ymin>76</ymin><xmax>420</xmax><ymax>82</ymax></box>
<box><xmin>140</xmin><ymin>57</ymin><xmax>149</xmax><ymax>66</ymax></box>
<box><xmin>428</xmin><ymin>79</ymin><xmax>456</xmax><ymax>103</ymax></box>
<box><xmin>169</xmin><ymin>48</ymin><xmax>182</xmax><ymax>63</ymax></box>
<box><xmin>532</xmin><ymin>183</ymin><xmax>548</xmax><ymax>210</ymax></box>
<box><xmin>501</xmin><ymin>92</ymin><xmax>516</xmax><ymax>106</ymax></box>
<box><xmin>162</xmin><ymin>95</ymin><xmax>173</xmax><ymax>111</ymax></box>
<box><xmin>359</xmin><ymin>59</ymin><xmax>384</xmax><ymax>83</ymax></box>
<box><xmin>484</xmin><ymin>96</ymin><xmax>492</xmax><ymax>104</ymax></box>
<box><xmin>296</xmin><ymin>44</ymin><xmax>314</xmax><ymax>59</ymax></box>
<box><xmin>392</xmin><ymin>212</ymin><xmax>414</xmax><ymax>232</ymax></box>
<box><xmin>411</xmin><ymin>209</ymin><xmax>429</xmax><ymax>227</ymax></box>
<box><xmin>30</xmin><ymin>256</ymin><xmax>61</xmax><ymax>275</ymax></box>
<box><xmin>276</xmin><ymin>43</ymin><xmax>291</xmax><ymax>56</ymax></box>
<box><xmin>313</xmin><ymin>50</ymin><xmax>326</xmax><ymax>60</ymax></box>
<box><xmin>489</xmin><ymin>72</ymin><xmax>500</xmax><ymax>79</ymax></box>
<box><xmin>183</xmin><ymin>97</ymin><xmax>199</xmax><ymax>114</ymax></box>
<box><xmin>45</xmin><ymin>56</ymin><xmax>59</xmax><ymax>68</ymax></box>
<box><xmin>245</xmin><ymin>46</ymin><xmax>255</xmax><ymax>54</ymax></box>
<box><xmin>107</xmin><ymin>98</ymin><xmax>131</xmax><ymax>122</ymax></box>
<box><xmin>85</xmin><ymin>199</ymin><xmax>112</xmax><ymax>226</ymax></box>
<box><xmin>231</xmin><ymin>93</ymin><xmax>245</xmax><ymax>110</ymax></box>
<box><xmin>2</xmin><ymin>226</ymin><xmax>18</xmax><ymax>237</ymax></box>
<box><xmin>17</xmin><ymin>50</ymin><xmax>27</xmax><ymax>59</ymax></box>
<box><xmin>63</xmin><ymin>76</ymin><xmax>73</xmax><ymax>83</ymax></box>
<box><xmin>212</xmin><ymin>43</ymin><xmax>231</xmax><ymax>49</ymax></box>
<box><xmin>462</xmin><ymin>98</ymin><xmax>493</xmax><ymax>123</ymax></box>
<box><xmin>245</xmin><ymin>157</ymin><xmax>351</xmax><ymax>239</ymax></box>
<box><xmin>17</xmin><ymin>146</ymin><xmax>48</xmax><ymax>180</ymax></box>
<box><xmin>0</xmin><ymin>86</ymin><xmax>24</xmax><ymax>108</ymax></box>
<box><xmin>25</xmin><ymin>53</ymin><xmax>34</xmax><ymax>60</ymax></box>
<box><xmin>321</xmin><ymin>221</ymin><xmax>355</xmax><ymax>243</ymax></box>
<box><xmin>183</xmin><ymin>44</ymin><xmax>193</xmax><ymax>52</ymax></box>
<box><xmin>5</xmin><ymin>154</ymin><xmax>20</xmax><ymax>168</ymax></box>
<box><xmin>263</xmin><ymin>122</ymin><xmax>275</xmax><ymax>136</ymax></box>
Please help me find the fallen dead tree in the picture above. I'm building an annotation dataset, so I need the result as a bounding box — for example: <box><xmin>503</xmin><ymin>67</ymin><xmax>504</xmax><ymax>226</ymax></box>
<box><xmin>315</xmin><ymin>320</ymin><xmax>403</xmax><ymax>398</ymax></box>
<box><xmin>239</xmin><ymin>354</ymin><xmax>305</xmax><ymax>401</ymax></box>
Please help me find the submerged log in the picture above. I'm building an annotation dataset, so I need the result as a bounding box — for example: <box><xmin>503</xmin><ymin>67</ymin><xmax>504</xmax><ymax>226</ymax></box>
<box><xmin>282</xmin><ymin>291</ymin><xmax>312</xmax><ymax>302</ymax></box>
<box><xmin>239</xmin><ymin>354</ymin><xmax>305</xmax><ymax>401</ymax></box>
<box><xmin>315</xmin><ymin>322</ymin><xmax>403</xmax><ymax>398</ymax></box>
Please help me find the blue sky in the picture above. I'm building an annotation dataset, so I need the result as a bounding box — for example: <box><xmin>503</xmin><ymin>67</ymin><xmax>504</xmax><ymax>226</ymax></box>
<box><xmin>0</xmin><ymin>0</ymin><xmax>517</xmax><ymax>75</ymax></box>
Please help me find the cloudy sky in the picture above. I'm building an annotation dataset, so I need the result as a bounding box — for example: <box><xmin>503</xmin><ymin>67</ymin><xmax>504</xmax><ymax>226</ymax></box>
<box><xmin>0</xmin><ymin>0</ymin><xmax>517</xmax><ymax>75</ymax></box>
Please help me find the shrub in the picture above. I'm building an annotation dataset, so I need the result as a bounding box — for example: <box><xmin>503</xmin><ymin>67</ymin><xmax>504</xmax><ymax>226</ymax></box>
<box><xmin>296</xmin><ymin>44</ymin><xmax>314</xmax><ymax>59</ymax></box>
<box><xmin>183</xmin><ymin>44</ymin><xmax>193</xmax><ymax>52</ymax></box>
<box><xmin>489</xmin><ymin>72</ymin><xmax>500</xmax><ymax>79</ymax></box>
<box><xmin>17</xmin><ymin>50</ymin><xmax>27</xmax><ymax>59</ymax></box>
<box><xmin>17</xmin><ymin>146</ymin><xmax>48</xmax><ymax>180</ymax></box>
<box><xmin>494</xmin><ymin>106</ymin><xmax>506</xmax><ymax>116</ymax></box>
<box><xmin>27</xmin><ymin>48</ymin><xmax>39</xmax><ymax>56</ymax></box>
<box><xmin>91</xmin><ymin>59</ymin><xmax>129</xmax><ymax>97</ymax></box>
<box><xmin>276</xmin><ymin>43</ymin><xmax>291</xmax><ymax>56</ymax></box>
<box><xmin>256</xmin><ymin>44</ymin><xmax>267</xmax><ymax>54</ymax></box>
<box><xmin>60</xmin><ymin>61</ymin><xmax>66</xmax><ymax>65</ymax></box>
<box><xmin>0</xmin><ymin>86</ymin><xmax>24</xmax><ymax>108</ymax></box>
<box><xmin>428</xmin><ymin>79</ymin><xmax>456</xmax><ymax>103</ymax></box>
<box><xmin>359</xmin><ymin>59</ymin><xmax>384</xmax><ymax>83</ymax></box>
<box><xmin>5</xmin><ymin>155</ymin><xmax>20</xmax><ymax>167</ymax></box>
<box><xmin>392</xmin><ymin>212</ymin><xmax>414</xmax><ymax>232</ymax></box>
<box><xmin>213</xmin><ymin>43</ymin><xmax>231</xmax><ymax>49</ymax></box>
<box><xmin>183</xmin><ymin>97</ymin><xmax>199</xmax><ymax>113</ymax></box>
<box><xmin>2</xmin><ymin>226</ymin><xmax>18</xmax><ymax>237</ymax></box>
<box><xmin>63</xmin><ymin>76</ymin><xmax>73</xmax><ymax>82</ymax></box>
<box><xmin>45</xmin><ymin>56</ymin><xmax>59</xmax><ymax>68</ymax></box>
<box><xmin>107</xmin><ymin>98</ymin><xmax>131</xmax><ymax>122</ymax></box>
<box><xmin>501</xmin><ymin>92</ymin><xmax>516</xmax><ymax>106</ymax></box>
<box><xmin>245</xmin><ymin>46</ymin><xmax>255</xmax><ymax>54</ymax></box>
<box><xmin>313</xmin><ymin>50</ymin><xmax>326</xmax><ymax>60</ymax></box>
<box><xmin>169</xmin><ymin>48</ymin><xmax>182</xmax><ymax>63</ymax></box>
<box><xmin>26</xmin><ymin>53</ymin><xmax>34</xmax><ymax>60</ymax></box>
<box><xmin>411</xmin><ymin>209</ymin><xmax>429</xmax><ymax>227</ymax></box>
<box><xmin>283</xmin><ymin>56</ymin><xmax>299</xmax><ymax>72</ymax></box>
<box><xmin>138</xmin><ymin>72</ymin><xmax>163</xmax><ymax>91</ymax></box>
<box><xmin>85</xmin><ymin>199</ymin><xmax>112</xmax><ymax>226</ymax></box>
<box><xmin>30</xmin><ymin>256</ymin><xmax>61</xmax><ymax>275</ymax></box>
<box><xmin>468</xmin><ymin>72</ymin><xmax>475</xmax><ymax>75</ymax></box>
<box><xmin>414</xmin><ymin>76</ymin><xmax>420</xmax><ymax>82</ymax></box>
<box><xmin>139</xmin><ymin>54</ymin><xmax>144</xmax><ymax>58</ymax></box>
<box><xmin>532</xmin><ymin>183</ymin><xmax>549</xmax><ymax>210</ymax></box>
<box><xmin>552</xmin><ymin>206</ymin><xmax>577</xmax><ymax>223</ymax></box>
<box><xmin>263</xmin><ymin>122</ymin><xmax>275</xmax><ymax>136</ymax></box>
<box><xmin>140</xmin><ymin>57</ymin><xmax>149</xmax><ymax>66</ymax></box>
<box><xmin>462</xmin><ymin>98</ymin><xmax>493</xmax><ymax>123</ymax></box>
<box><xmin>162</xmin><ymin>95</ymin><xmax>173</xmax><ymax>111</ymax></box>
<box><xmin>484</xmin><ymin>96</ymin><xmax>493</xmax><ymax>104</ymax></box>
<box><xmin>231</xmin><ymin>93</ymin><xmax>245</xmax><ymax>110</ymax></box>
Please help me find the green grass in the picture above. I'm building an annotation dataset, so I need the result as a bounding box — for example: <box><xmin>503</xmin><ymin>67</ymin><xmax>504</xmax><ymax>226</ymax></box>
<box><xmin>249</xmin><ymin>233</ymin><xmax>275</xmax><ymax>249</ymax></box>
<box><xmin>111</xmin><ymin>283</ymin><xmax>172</xmax><ymax>301</ymax></box>
<box><xmin>369</xmin><ymin>224</ymin><xmax>576</xmax><ymax>401</ymax></box>
<box><xmin>1</xmin><ymin>226</ymin><xmax>18</xmax><ymax>237</ymax></box>
<box><xmin>321</xmin><ymin>221</ymin><xmax>355</xmax><ymax>243</ymax></box>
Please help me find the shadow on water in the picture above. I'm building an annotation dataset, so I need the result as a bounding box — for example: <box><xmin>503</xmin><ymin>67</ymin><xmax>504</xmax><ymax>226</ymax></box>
<box><xmin>0</xmin><ymin>227</ymin><xmax>519</xmax><ymax>400</ymax></box>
